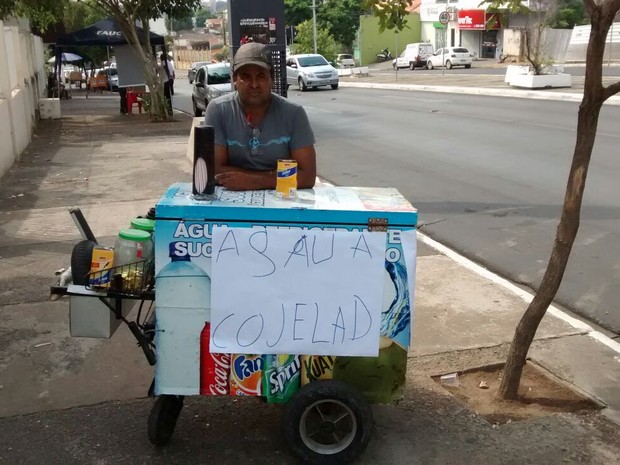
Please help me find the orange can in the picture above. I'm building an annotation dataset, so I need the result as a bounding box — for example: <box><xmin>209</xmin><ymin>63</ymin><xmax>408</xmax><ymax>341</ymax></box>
<box><xmin>230</xmin><ymin>354</ymin><xmax>263</xmax><ymax>396</ymax></box>
<box><xmin>276</xmin><ymin>159</ymin><xmax>297</xmax><ymax>199</ymax></box>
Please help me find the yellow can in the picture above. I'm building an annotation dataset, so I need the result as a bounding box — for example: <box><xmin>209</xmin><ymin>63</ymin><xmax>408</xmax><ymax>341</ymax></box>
<box><xmin>276</xmin><ymin>159</ymin><xmax>298</xmax><ymax>199</ymax></box>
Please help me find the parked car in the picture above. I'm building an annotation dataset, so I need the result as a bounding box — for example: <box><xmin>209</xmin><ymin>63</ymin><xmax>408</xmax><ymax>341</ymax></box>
<box><xmin>106</xmin><ymin>68</ymin><xmax>119</xmax><ymax>91</ymax></box>
<box><xmin>426</xmin><ymin>47</ymin><xmax>473</xmax><ymax>70</ymax></box>
<box><xmin>335</xmin><ymin>53</ymin><xmax>355</xmax><ymax>68</ymax></box>
<box><xmin>392</xmin><ymin>42</ymin><xmax>434</xmax><ymax>70</ymax></box>
<box><xmin>88</xmin><ymin>68</ymin><xmax>118</xmax><ymax>92</ymax></box>
<box><xmin>286</xmin><ymin>54</ymin><xmax>339</xmax><ymax>91</ymax></box>
<box><xmin>188</xmin><ymin>61</ymin><xmax>211</xmax><ymax>84</ymax></box>
<box><xmin>191</xmin><ymin>63</ymin><xmax>233</xmax><ymax>116</ymax></box>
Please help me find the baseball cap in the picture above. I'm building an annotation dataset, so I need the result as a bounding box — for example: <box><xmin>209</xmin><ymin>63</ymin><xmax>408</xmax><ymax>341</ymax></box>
<box><xmin>232</xmin><ymin>43</ymin><xmax>273</xmax><ymax>73</ymax></box>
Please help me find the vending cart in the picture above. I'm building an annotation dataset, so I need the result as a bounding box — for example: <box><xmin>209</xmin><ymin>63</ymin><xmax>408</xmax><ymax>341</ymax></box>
<box><xmin>151</xmin><ymin>182</ymin><xmax>417</xmax><ymax>463</ymax></box>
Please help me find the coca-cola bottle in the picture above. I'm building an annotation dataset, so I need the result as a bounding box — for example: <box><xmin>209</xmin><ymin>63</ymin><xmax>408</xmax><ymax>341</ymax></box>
<box><xmin>200</xmin><ymin>322</ymin><xmax>231</xmax><ymax>395</ymax></box>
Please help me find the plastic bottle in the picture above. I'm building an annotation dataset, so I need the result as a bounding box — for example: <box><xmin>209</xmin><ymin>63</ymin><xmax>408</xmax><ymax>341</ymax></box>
<box><xmin>155</xmin><ymin>242</ymin><xmax>211</xmax><ymax>394</ymax></box>
<box><xmin>114</xmin><ymin>228</ymin><xmax>153</xmax><ymax>267</ymax></box>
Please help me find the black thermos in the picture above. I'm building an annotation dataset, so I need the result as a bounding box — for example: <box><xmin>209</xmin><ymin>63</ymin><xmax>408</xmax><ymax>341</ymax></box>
<box><xmin>193</xmin><ymin>125</ymin><xmax>216</xmax><ymax>195</ymax></box>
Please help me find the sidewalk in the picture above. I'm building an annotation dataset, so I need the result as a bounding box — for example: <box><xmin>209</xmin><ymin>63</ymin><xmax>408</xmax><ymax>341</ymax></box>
<box><xmin>0</xmin><ymin>94</ymin><xmax>619</xmax><ymax>463</ymax></box>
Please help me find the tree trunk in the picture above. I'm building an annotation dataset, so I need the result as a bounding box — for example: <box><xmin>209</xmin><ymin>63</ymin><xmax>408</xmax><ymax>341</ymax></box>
<box><xmin>497</xmin><ymin>4</ymin><xmax>614</xmax><ymax>400</ymax></box>
<box><xmin>92</xmin><ymin>3</ymin><xmax>170</xmax><ymax>122</ymax></box>
<box><xmin>123</xmin><ymin>17</ymin><xmax>169</xmax><ymax>121</ymax></box>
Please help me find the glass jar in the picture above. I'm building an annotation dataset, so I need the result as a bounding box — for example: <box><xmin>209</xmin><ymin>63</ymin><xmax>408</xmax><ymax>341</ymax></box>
<box><xmin>114</xmin><ymin>228</ymin><xmax>153</xmax><ymax>267</ymax></box>
<box><xmin>130</xmin><ymin>218</ymin><xmax>155</xmax><ymax>235</ymax></box>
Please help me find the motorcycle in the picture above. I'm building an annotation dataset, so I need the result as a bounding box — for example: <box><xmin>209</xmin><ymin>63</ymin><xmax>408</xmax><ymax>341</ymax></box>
<box><xmin>376</xmin><ymin>48</ymin><xmax>393</xmax><ymax>63</ymax></box>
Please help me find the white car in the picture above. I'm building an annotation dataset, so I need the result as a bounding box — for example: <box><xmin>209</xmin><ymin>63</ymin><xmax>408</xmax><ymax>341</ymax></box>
<box><xmin>191</xmin><ymin>63</ymin><xmax>233</xmax><ymax>116</ymax></box>
<box><xmin>426</xmin><ymin>47</ymin><xmax>473</xmax><ymax>70</ymax></box>
<box><xmin>335</xmin><ymin>53</ymin><xmax>355</xmax><ymax>68</ymax></box>
<box><xmin>392</xmin><ymin>42</ymin><xmax>434</xmax><ymax>70</ymax></box>
<box><xmin>286</xmin><ymin>54</ymin><xmax>339</xmax><ymax>91</ymax></box>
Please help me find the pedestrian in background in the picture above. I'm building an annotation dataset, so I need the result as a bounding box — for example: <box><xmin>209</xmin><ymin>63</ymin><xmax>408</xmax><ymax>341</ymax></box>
<box><xmin>160</xmin><ymin>53</ymin><xmax>175</xmax><ymax>115</ymax></box>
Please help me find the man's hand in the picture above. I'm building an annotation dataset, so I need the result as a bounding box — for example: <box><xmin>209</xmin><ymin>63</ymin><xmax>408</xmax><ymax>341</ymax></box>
<box><xmin>215</xmin><ymin>171</ymin><xmax>274</xmax><ymax>191</ymax></box>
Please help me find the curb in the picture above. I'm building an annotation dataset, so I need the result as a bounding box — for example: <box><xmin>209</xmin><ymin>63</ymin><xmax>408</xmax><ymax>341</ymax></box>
<box><xmin>339</xmin><ymin>81</ymin><xmax>620</xmax><ymax>106</ymax></box>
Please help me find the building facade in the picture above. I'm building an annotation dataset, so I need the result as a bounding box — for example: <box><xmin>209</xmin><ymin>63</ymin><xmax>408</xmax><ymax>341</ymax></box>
<box><xmin>420</xmin><ymin>0</ymin><xmax>506</xmax><ymax>59</ymax></box>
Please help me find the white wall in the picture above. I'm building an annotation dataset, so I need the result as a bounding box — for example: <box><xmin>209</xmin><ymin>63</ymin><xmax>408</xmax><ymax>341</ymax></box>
<box><xmin>566</xmin><ymin>23</ymin><xmax>620</xmax><ymax>63</ymax></box>
<box><xmin>461</xmin><ymin>30</ymin><xmax>480</xmax><ymax>57</ymax></box>
<box><xmin>0</xmin><ymin>19</ymin><xmax>44</xmax><ymax>181</ymax></box>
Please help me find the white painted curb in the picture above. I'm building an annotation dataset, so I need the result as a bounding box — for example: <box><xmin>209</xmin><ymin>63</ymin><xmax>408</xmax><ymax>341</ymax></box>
<box><xmin>417</xmin><ymin>232</ymin><xmax>620</xmax><ymax>354</ymax></box>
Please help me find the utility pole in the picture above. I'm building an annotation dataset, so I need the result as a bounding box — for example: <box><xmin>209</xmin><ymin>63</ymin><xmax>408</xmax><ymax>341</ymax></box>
<box><xmin>312</xmin><ymin>0</ymin><xmax>317</xmax><ymax>54</ymax></box>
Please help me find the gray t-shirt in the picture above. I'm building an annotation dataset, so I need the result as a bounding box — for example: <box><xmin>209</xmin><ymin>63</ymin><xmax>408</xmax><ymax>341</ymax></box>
<box><xmin>204</xmin><ymin>91</ymin><xmax>315</xmax><ymax>171</ymax></box>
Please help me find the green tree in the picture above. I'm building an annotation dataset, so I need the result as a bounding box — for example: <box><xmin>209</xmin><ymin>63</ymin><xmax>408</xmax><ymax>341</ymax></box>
<box><xmin>86</xmin><ymin>0</ymin><xmax>200</xmax><ymax>121</ymax></box>
<box><xmin>285</xmin><ymin>0</ymin><xmax>364</xmax><ymax>50</ymax></box>
<box><xmin>62</xmin><ymin>0</ymin><xmax>108</xmax><ymax>69</ymax></box>
<box><xmin>290</xmin><ymin>19</ymin><xmax>339</xmax><ymax>63</ymax></box>
<box><xmin>318</xmin><ymin>0</ymin><xmax>364</xmax><ymax>50</ymax></box>
<box><xmin>363</xmin><ymin>0</ymin><xmax>410</xmax><ymax>32</ymax></box>
<box><xmin>547</xmin><ymin>0</ymin><xmax>590</xmax><ymax>28</ymax></box>
<box><xmin>195</xmin><ymin>6</ymin><xmax>216</xmax><ymax>28</ymax></box>
<box><xmin>167</xmin><ymin>15</ymin><xmax>193</xmax><ymax>32</ymax></box>
<box><xmin>0</xmin><ymin>0</ymin><xmax>69</xmax><ymax>31</ymax></box>
<box><xmin>285</xmin><ymin>0</ymin><xmax>312</xmax><ymax>28</ymax></box>
<box><xmin>1</xmin><ymin>0</ymin><xmax>198</xmax><ymax>120</ymax></box>
<box><xmin>483</xmin><ymin>0</ymin><xmax>620</xmax><ymax>401</ymax></box>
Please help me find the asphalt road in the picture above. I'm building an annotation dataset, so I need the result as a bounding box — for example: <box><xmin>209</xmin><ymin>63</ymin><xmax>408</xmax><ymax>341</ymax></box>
<box><xmin>172</xmin><ymin>80</ymin><xmax>620</xmax><ymax>334</ymax></box>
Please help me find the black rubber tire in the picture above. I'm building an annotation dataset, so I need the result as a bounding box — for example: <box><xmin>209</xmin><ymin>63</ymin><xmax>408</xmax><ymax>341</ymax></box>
<box><xmin>71</xmin><ymin>240</ymin><xmax>96</xmax><ymax>285</ymax></box>
<box><xmin>426</xmin><ymin>61</ymin><xmax>433</xmax><ymax>70</ymax></box>
<box><xmin>465</xmin><ymin>64</ymin><xmax>471</xmax><ymax>69</ymax></box>
<box><xmin>148</xmin><ymin>395</ymin><xmax>184</xmax><ymax>447</ymax></box>
<box><xmin>392</xmin><ymin>62</ymin><xmax>397</xmax><ymax>70</ymax></box>
<box><xmin>282</xmin><ymin>380</ymin><xmax>373</xmax><ymax>465</ymax></box>
<box><xmin>331</xmin><ymin>84</ymin><xmax>338</xmax><ymax>90</ymax></box>
<box><xmin>409</xmin><ymin>62</ymin><xmax>415</xmax><ymax>70</ymax></box>
<box><xmin>446</xmin><ymin>60</ymin><xmax>453</xmax><ymax>70</ymax></box>
<box><xmin>299</xmin><ymin>77</ymin><xmax>307</xmax><ymax>91</ymax></box>
<box><xmin>192</xmin><ymin>98</ymin><xmax>202</xmax><ymax>117</ymax></box>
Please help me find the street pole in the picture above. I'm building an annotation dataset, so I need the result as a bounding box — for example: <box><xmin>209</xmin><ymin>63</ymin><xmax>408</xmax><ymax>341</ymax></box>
<box><xmin>395</xmin><ymin>32</ymin><xmax>399</xmax><ymax>83</ymax></box>
<box><xmin>312</xmin><ymin>0</ymin><xmax>317</xmax><ymax>54</ymax></box>
<box><xmin>442</xmin><ymin>25</ymin><xmax>446</xmax><ymax>76</ymax></box>
<box><xmin>608</xmin><ymin>22</ymin><xmax>614</xmax><ymax>67</ymax></box>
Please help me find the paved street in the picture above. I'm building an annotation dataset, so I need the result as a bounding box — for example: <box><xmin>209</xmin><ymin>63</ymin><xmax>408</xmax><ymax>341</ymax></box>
<box><xmin>174</xmin><ymin>66</ymin><xmax>620</xmax><ymax>334</ymax></box>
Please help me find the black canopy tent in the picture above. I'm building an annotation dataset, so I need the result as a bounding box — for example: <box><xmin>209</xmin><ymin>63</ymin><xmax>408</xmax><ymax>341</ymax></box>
<box><xmin>55</xmin><ymin>17</ymin><xmax>166</xmax><ymax>47</ymax></box>
<box><xmin>53</xmin><ymin>17</ymin><xmax>168</xmax><ymax>97</ymax></box>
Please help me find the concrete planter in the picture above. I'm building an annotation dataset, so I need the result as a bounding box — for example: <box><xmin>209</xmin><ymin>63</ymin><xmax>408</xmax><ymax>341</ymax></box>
<box><xmin>509</xmin><ymin>73</ymin><xmax>572</xmax><ymax>89</ymax></box>
<box><xmin>505</xmin><ymin>64</ymin><xmax>572</xmax><ymax>89</ymax></box>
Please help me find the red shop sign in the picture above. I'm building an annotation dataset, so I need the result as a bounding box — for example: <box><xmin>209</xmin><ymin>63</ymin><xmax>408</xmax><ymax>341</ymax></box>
<box><xmin>458</xmin><ymin>9</ymin><xmax>502</xmax><ymax>30</ymax></box>
<box><xmin>458</xmin><ymin>10</ymin><xmax>486</xmax><ymax>29</ymax></box>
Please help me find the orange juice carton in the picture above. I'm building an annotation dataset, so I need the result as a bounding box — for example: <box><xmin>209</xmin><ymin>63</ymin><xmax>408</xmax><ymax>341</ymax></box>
<box><xmin>230</xmin><ymin>354</ymin><xmax>263</xmax><ymax>396</ymax></box>
<box><xmin>88</xmin><ymin>246</ymin><xmax>115</xmax><ymax>287</ymax></box>
<box><xmin>276</xmin><ymin>159</ymin><xmax>297</xmax><ymax>199</ymax></box>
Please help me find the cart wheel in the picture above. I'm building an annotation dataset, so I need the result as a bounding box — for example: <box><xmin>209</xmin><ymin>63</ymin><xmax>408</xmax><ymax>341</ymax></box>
<box><xmin>147</xmin><ymin>395</ymin><xmax>184</xmax><ymax>447</ymax></box>
<box><xmin>71</xmin><ymin>240</ymin><xmax>96</xmax><ymax>285</ymax></box>
<box><xmin>282</xmin><ymin>380</ymin><xmax>373</xmax><ymax>464</ymax></box>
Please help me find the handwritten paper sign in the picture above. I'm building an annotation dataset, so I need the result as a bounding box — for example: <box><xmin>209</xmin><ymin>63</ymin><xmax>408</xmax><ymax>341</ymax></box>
<box><xmin>210</xmin><ymin>226</ymin><xmax>387</xmax><ymax>356</ymax></box>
